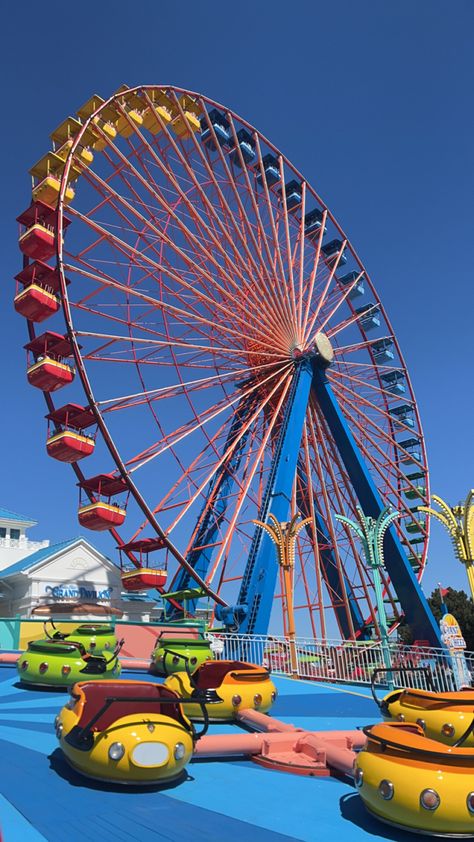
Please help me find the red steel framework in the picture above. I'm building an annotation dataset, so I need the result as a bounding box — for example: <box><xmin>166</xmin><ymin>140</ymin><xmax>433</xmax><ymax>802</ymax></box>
<box><xmin>18</xmin><ymin>85</ymin><xmax>430</xmax><ymax>638</ymax></box>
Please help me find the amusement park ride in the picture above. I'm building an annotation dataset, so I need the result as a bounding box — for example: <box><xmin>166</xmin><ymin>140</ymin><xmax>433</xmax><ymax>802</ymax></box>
<box><xmin>15</xmin><ymin>85</ymin><xmax>443</xmax><ymax>645</ymax></box>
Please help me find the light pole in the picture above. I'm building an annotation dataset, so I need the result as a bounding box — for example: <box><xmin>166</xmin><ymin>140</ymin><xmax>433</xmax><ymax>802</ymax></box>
<box><xmin>252</xmin><ymin>513</ymin><xmax>312</xmax><ymax>678</ymax></box>
<box><xmin>418</xmin><ymin>491</ymin><xmax>474</xmax><ymax>600</ymax></box>
<box><xmin>334</xmin><ymin>505</ymin><xmax>399</xmax><ymax>677</ymax></box>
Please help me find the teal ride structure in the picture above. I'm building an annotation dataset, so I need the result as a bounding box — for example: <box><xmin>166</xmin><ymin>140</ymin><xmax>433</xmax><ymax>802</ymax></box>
<box><xmin>15</xmin><ymin>85</ymin><xmax>440</xmax><ymax>644</ymax></box>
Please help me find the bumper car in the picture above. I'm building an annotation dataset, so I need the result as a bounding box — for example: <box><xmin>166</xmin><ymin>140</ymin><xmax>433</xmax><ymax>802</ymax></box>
<box><xmin>17</xmin><ymin>638</ymin><xmax>123</xmax><ymax>688</ymax></box>
<box><xmin>151</xmin><ymin>631</ymin><xmax>213</xmax><ymax>676</ymax></box>
<box><xmin>56</xmin><ymin>679</ymin><xmax>208</xmax><ymax>784</ymax></box>
<box><xmin>354</xmin><ymin>720</ymin><xmax>474</xmax><ymax>837</ymax></box>
<box><xmin>372</xmin><ymin>666</ymin><xmax>474</xmax><ymax>747</ymax></box>
<box><xmin>44</xmin><ymin>620</ymin><xmax>117</xmax><ymax>654</ymax></box>
<box><xmin>164</xmin><ymin>659</ymin><xmax>277</xmax><ymax>721</ymax></box>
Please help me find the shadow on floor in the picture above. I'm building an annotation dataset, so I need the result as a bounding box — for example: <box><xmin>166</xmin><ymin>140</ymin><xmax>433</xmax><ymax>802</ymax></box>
<box><xmin>340</xmin><ymin>793</ymin><xmax>424</xmax><ymax>841</ymax></box>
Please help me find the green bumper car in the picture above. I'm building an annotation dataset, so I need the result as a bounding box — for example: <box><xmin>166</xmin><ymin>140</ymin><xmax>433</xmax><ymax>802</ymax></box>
<box><xmin>44</xmin><ymin>621</ymin><xmax>117</xmax><ymax>654</ymax></box>
<box><xmin>151</xmin><ymin>632</ymin><xmax>213</xmax><ymax>676</ymax></box>
<box><xmin>17</xmin><ymin>638</ymin><xmax>123</xmax><ymax>688</ymax></box>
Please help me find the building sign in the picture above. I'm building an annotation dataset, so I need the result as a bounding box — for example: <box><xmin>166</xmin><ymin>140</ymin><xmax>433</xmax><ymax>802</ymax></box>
<box><xmin>44</xmin><ymin>584</ymin><xmax>113</xmax><ymax>602</ymax></box>
<box><xmin>440</xmin><ymin>612</ymin><xmax>471</xmax><ymax>688</ymax></box>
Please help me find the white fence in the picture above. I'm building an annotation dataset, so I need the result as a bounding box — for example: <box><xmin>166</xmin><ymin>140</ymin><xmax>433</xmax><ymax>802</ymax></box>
<box><xmin>212</xmin><ymin>632</ymin><xmax>474</xmax><ymax>693</ymax></box>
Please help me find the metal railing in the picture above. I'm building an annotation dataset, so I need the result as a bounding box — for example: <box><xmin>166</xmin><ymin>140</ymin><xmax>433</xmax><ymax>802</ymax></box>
<box><xmin>212</xmin><ymin>632</ymin><xmax>473</xmax><ymax>693</ymax></box>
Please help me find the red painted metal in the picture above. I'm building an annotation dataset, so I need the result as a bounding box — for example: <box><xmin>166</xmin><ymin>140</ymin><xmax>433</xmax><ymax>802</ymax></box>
<box><xmin>27</xmin><ymin>359</ymin><xmax>75</xmax><ymax>392</ymax></box>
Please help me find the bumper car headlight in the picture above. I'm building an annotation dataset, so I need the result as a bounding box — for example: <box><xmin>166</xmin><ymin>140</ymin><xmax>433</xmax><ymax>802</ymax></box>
<box><xmin>108</xmin><ymin>742</ymin><xmax>125</xmax><ymax>761</ymax></box>
<box><xmin>174</xmin><ymin>742</ymin><xmax>186</xmax><ymax>760</ymax></box>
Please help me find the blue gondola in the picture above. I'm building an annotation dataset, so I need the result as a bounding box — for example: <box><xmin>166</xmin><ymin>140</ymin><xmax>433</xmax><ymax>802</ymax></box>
<box><xmin>201</xmin><ymin>109</ymin><xmax>230</xmax><ymax>148</ymax></box>
<box><xmin>356</xmin><ymin>303</ymin><xmax>380</xmax><ymax>331</ymax></box>
<box><xmin>229</xmin><ymin>128</ymin><xmax>255</xmax><ymax>166</ymax></box>
<box><xmin>381</xmin><ymin>370</ymin><xmax>406</xmax><ymax>395</ymax></box>
<box><xmin>389</xmin><ymin>404</ymin><xmax>415</xmax><ymax>429</ymax></box>
<box><xmin>371</xmin><ymin>338</ymin><xmax>394</xmax><ymax>363</ymax></box>
<box><xmin>338</xmin><ymin>270</ymin><xmax>365</xmax><ymax>300</ymax></box>
<box><xmin>321</xmin><ymin>239</ymin><xmax>347</xmax><ymax>265</ymax></box>
<box><xmin>281</xmin><ymin>179</ymin><xmax>302</xmax><ymax>210</ymax></box>
<box><xmin>256</xmin><ymin>154</ymin><xmax>280</xmax><ymax>187</ymax></box>
<box><xmin>399</xmin><ymin>437</ymin><xmax>421</xmax><ymax>464</ymax></box>
<box><xmin>304</xmin><ymin>208</ymin><xmax>327</xmax><ymax>240</ymax></box>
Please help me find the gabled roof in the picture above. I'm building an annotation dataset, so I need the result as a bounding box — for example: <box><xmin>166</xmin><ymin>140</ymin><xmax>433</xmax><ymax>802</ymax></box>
<box><xmin>0</xmin><ymin>507</ymin><xmax>37</xmax><ymax>526</ymax></box>
<box><xmin>0</xmin><ymin>537</ymin><xmax>112</xmax><ymax>579</ymax></box>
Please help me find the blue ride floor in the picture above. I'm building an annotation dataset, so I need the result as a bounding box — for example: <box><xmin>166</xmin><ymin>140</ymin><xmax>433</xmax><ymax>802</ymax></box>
<box><xmin>0</xmin><ymin>664</ymin><xmax>422</xmax><ymax>842</ymax></box>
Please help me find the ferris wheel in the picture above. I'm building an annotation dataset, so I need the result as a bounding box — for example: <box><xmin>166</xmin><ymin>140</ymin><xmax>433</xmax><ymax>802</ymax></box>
<box><xmin>15</xmin><ymin>84</ymin><xmax>441</xmax><ymax>644</ymax></box>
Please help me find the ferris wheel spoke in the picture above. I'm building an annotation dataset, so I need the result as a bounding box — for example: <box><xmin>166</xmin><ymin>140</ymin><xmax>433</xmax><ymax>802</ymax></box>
<box><xmin>166</xmin><ymin>367</ymin><xmax>292</xmax><ymax>538</ymax></box>
<box><xmin>325</xmin><ymin>300</ymin><xmax>381</xmax><ymax>341</ymax></box>
<box><xmin>308</xmin><ymin>405</ymin><xmax>384</xmax><ymax>632</ymax></box>
<box><xmin>329</xmin><ymin>383</ymin><xmax>428</xmax><ymax>535</ymax></box>
<box><xmin>328</xmin><ymin>366</ymin><xmax>409</xmax><ymax>405</ymax></box>
<box><xmin>97</xmin><ymin>360</ymin><xmax>282</xmax><ymax>412</ymax></box>
<box><xmin>303</xmin><ymin>241</ymin><xmax>349</xmax><ymax>346</ymax></box>
<box><xmin>71</xmin><ymin>175</ymin><xmax>281</xmax><ymax>349</ymax></box>
<box><xmin>156</xmin><ymin>95</ymin><xmax>285</xmax><ymax>336</ymax></box>
<box><xmin>300</xmin><ymin>213</ymin><xmax>328</xmax><ymax>345</ymax></box>
<box><xmin>307</xmin><ymin>406</ymin><xmax>375</xmax><ymax>624</ymax></box>
<box><xmin>253</xmin><ymin>134</ymin><xmax>297</xmax><ymax>336</ymax></box>
<box><xmin>333</xmin><ymin>336</ymin><xmax>394</xmax><ymax>356</ymax></box>
<box><xmin>301</xmin><ymin>424</ymin><xmax>328</xmax><ymax>638</ymax></box>
<box><xmin>197</xmin><ymin>105</ymin><xmax>293</xmax><ymax>335</ymax></box>
<box><xmin>304</xmin><ymin>411</ymin><xmax>357</xmax><ymax>638</ymax></box>
<box><xmin>205</xmin><ymin>373</ymin><xmax>293</xmax><ymax>586</ymax></box>
<box><xmin>108</xmin><ymin>103</ymin><xmax>288</xmax><ymax>348</ymax></box>
<box><xmin>126</xmin><ymin>363</ymin><xmax>292</xmax><ymax>474</ymax></box>
<box><xmin>223</xmin><ymin>119</ymin><xmax>296</xmax><ymax>337</ymax></box>
<box><xmin>64</xmin><ymin>258</ymin><xmax>284</xmax><ymax>355</ymax></box>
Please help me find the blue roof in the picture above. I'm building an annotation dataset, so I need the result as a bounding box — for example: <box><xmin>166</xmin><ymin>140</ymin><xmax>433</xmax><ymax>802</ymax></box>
<box><xmin>0</xmin><ymin>537</ymin><xmax>83</xmax><ymax>579</ymax></box>
<box><xmin>0</xmin><ymin>507</ymin><xmax>36</xmax><ymax>524</ymax></box>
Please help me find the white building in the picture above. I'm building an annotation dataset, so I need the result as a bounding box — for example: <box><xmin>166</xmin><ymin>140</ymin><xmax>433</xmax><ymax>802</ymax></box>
<box><xmin>0</xmin><ymin>509</ymin><xmax>158</xmax><ymax>622</ymax></box>
<box><xmin>0</xmin><ymin>507</ymin><xmax>49</xmax><ymax>569</ymax></box>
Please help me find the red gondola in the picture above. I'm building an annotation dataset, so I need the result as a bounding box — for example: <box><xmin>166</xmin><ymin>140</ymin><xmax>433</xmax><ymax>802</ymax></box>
<box><xmin>46</xmin><ymin>403</ymin><xmax>96</xmax><ymax>463</ymax></box>
<box><xmin>24</xmin><ymin>331</ymin><xmax>76</xmax><ymax>392</ymax></box>
<box><xmin>17</xmin><ymin>201</ymin><xmax>70</xmax><ymax>261</ymax></box>
<box><xmin>13</xmin><ymin>261</ymin><xmax>67</xmax><ymax>323</ymax></box>
<box><xmin>77</xmin><ymin>474</ymin><xmax>128</xmax><ymax>531</ymax></box>
<box><xmin>118</xmin><ymin>538</ymin><xmax>167</xmax><ymax>592</ymax></box>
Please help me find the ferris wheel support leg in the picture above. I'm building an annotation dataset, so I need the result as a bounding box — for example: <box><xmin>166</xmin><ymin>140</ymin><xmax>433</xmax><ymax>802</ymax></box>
<box><xmin>296</xmin><ymin>458</ymin><xmax>366</xmax><ymax>638</ymax></box>
<box><xmin>167</xmin><ymin>400</ymin><xmax>252</xmax><ymax>619</ymax></box>
<box><xmin>311</xmin><ymin>366</ymin><xmax>442</xmax><ymax>647</ymax></box>
<box><xmin>237</xmin><ymin>360</ymin><xmax>314</xmax><ymax>637</ymax></box>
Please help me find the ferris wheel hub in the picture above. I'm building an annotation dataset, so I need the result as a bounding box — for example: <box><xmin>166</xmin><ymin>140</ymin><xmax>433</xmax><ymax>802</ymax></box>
<box><xmin>312</xmin><ymin>332</ymin><xmax>334</xmax><ymax>368</ymax></box>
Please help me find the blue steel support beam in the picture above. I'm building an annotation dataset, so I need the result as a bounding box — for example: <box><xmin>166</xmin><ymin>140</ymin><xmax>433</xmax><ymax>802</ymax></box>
<box><xmin>237</xmin><ymin>360</ymin><xmax>314</xmax><ymax>635</ymax></box>
<box><xmin>168</xmin><ymin>400</ymin><xmax>252</xmax><ymax>618</ymax></box>
<box><xmin>296</xmin><ymin>459</ymin><xmax>367</xmax><ymax>638</ymax></box>
<box><xmin>311</xmin><ymin>365</ymin><xmax>442</xmax><ymax>646</ymax></box>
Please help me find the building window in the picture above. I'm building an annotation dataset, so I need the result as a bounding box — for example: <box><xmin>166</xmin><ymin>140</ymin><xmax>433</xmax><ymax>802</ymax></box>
<box><xmin>0</xmin><ymin>528</ymin><xmax>6</xmax><ymax>539</ymax></box>
<box><xmin>10</xmin><ymin>529</ymin><xmax>20</xmax><ymax>541</ymax></box>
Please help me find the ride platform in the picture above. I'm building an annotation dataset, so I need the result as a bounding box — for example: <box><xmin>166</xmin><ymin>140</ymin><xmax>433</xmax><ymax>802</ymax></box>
<box><xmin>0</xmin><ymin>662</ymin><xmax>424</xmax><ymax>842</ymax></box>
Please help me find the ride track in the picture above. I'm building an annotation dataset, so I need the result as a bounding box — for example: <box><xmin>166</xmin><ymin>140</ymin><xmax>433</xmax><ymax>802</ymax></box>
<box><xmin>16</xmin><ymin>85</ymin><xmax>441</xmax><ymax>644</ymax></box>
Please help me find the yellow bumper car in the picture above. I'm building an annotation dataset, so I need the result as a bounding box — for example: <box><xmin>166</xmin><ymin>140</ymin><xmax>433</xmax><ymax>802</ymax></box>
<box><xmin>164</xmin><ymin>659</ymin><xmax>277</xmax><ymax>721</ymax></box>
<box><xmin>355</xmin><ymin>721</ymin><xmax>474</xmax><ymax>837</ymax></box>
<box><xmin>56</xmin><ymin>679</ymin><xmax>208</xmax><ymax>785</ymax></box>
<box><xmin>372</xmin><ymin>666</ymin><xmax>474</xmax><ymax>746</ymax></box>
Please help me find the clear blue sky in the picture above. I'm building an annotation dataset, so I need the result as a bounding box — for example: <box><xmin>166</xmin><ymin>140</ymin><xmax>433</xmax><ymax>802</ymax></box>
<box><xmin>1</xmin><ymin>0</ymin><xmax>473</xmax><ymax>599</ymax></box>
